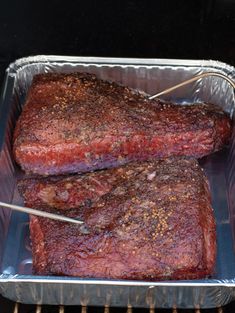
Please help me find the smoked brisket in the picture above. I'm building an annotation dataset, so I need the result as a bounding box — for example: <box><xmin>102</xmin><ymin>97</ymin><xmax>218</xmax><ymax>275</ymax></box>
<box><xmin>13</xmin><ymin>73</ymin><xmax>231</xmax><ymax>176</ymax></box>
<box><xmin>19</xmin><ymin>157</ymin><xmax>216</xmax><ymax>280</ymax></box>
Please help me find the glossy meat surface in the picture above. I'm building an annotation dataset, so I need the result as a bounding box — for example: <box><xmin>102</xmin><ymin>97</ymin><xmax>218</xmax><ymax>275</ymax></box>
<box><xmin>20</xmin><ymin>158</ymin><xmax>216</xmax><ymax>280</ymax></box>
<box><xmin>13</xmin><ymin>72</ymin><xmax>231</xmax><ymax>176</ymax></box>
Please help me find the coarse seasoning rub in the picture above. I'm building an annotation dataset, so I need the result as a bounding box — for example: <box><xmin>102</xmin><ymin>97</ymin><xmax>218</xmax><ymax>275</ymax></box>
<box><xmin>13</xmin><ymin>72</ymin><xmax>231</xmax><ymax>176</ymax></box>
<box><xmin>19</xmin><ymin>157</ymin><xmax>216</xmax><ymax>280</ymax></box>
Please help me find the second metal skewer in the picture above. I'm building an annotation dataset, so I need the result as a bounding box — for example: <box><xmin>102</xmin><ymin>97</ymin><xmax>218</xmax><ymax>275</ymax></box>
<box><xmin>149</xmin><ymin>71</ymin><xmax>235</xmax><ymax>99</ymax></box>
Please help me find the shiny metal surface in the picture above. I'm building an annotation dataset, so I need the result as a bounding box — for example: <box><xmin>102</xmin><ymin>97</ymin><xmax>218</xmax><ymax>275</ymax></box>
<box><xmin>0</xmin><ymin>56</ymin><xmax>234</xmax><ymax>308</ymax></box>
<box><xmin>0</xmin><ymin>201</ymin><xmax>84</xmax><ymax>225</ymax></box>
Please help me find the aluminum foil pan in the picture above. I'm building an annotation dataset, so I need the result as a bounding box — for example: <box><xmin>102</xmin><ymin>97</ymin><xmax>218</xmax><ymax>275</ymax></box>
<box><xmin>0</xmin><ymin>56</ymin><xmax>235</xmax><ymax>308</ymax></box>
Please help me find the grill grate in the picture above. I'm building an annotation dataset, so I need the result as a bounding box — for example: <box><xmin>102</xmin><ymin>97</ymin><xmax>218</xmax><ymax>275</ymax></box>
<box><xmin>11</xmin><ymin>302</ymin><xmax>227</xmax><ymax>313</ymax></box>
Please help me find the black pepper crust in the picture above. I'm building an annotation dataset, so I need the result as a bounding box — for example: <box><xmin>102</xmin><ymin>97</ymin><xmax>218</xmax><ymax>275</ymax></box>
<box><xmin>13</xmin><ymin>72</ymin><xmax>231</xmax><ymax>176</ymax></box>
<box><xmin>20</xmin><ymin>157</ymin><xmax>216</xmax><ymax>280</ymax></box>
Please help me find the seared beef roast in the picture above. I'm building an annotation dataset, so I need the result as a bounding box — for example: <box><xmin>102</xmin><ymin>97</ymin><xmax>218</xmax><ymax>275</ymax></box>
<box><xmin>13</xmin><ymin>73</ymin><xmax>231</xmax><ymax>176</ymax></box>
<box><xmin>19</xmin><ymin>157</ymin><xmax>216</xmax><ymax>280</ymax></box>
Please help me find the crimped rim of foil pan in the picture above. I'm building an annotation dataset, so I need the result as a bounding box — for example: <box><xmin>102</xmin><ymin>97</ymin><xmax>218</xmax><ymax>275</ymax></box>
<box><xmin>6</xmin><ymin>55</ymin><xmax>235</xmax><ymax>75</ymax></box>
<box><xmin>0</xmin><ymin>275</ymin><xmax>234</xmax><ymax>288</ymax></box>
